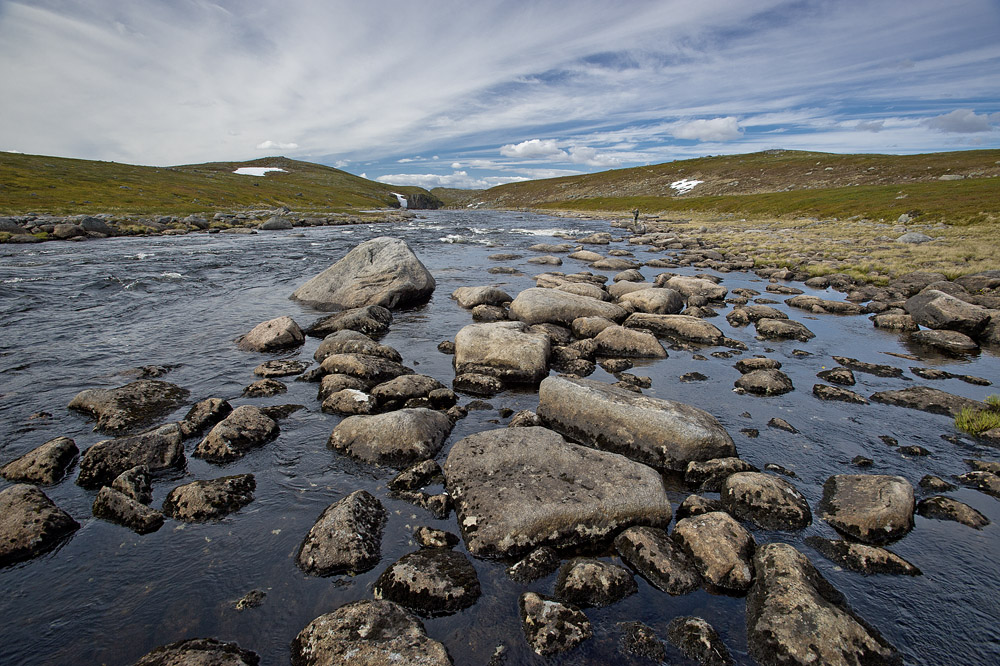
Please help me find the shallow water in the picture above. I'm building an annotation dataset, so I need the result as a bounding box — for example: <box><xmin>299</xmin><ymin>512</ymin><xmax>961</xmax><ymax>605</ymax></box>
<box><xmin>1</xmin><ymin>209</ymin><xmax>998</xmax><ymax>665</ymax></box>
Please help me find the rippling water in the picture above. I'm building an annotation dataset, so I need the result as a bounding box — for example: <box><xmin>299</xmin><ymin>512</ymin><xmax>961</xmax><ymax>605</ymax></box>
<box><xmin>1</xmin><ymin>210</ymin><xmax>998</xmax><ymax>665</ymax></box>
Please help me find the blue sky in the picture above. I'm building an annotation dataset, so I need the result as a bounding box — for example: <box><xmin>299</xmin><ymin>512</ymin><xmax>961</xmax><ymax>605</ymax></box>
<box><xmin>1</xmin><ymin>0</ymin><xmax>998</xmax><ymax>189</ymax></box>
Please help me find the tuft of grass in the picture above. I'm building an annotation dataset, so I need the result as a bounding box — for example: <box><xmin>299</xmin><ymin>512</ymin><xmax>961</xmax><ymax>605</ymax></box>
<box><xmin>955</xmin><ymin>396</ymin><xmax>1000</xmax><ymax>436</ymax></box>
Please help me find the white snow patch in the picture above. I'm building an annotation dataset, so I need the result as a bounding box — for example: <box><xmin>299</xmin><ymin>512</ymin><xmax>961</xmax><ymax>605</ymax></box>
<box><xmin>670</xmin><ymin>178</ymin><xmax>703</xmax><ymax>194</ymax></box>
<box><xmin>233</xmin><ymin>167</ymin><xmax>287</xmax><ymax>176</ymax></box>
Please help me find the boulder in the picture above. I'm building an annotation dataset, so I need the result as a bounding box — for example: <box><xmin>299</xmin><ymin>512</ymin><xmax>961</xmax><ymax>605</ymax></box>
<box><xmin>568</xmin><ymin>249</ymin><xmax>604</xmax><ymax>262</ymax></box>
<box><xmin>607</xmin><ymin>280</ymin><xmax>649</xmax><ymax>299</ymax></box>
<box><xmin>786</xmin><ymin>294</ymin><xmax>863</xmax><ymax>315</ymax></box>
<box><xmin>389</xmin><ymin>459</ymin><xmax>443</xmax><ymax>492</ymax></box>
<box><xmin>872</xmin><ymin>313</ymin><xmax>919</xmax><ymax>331</ymax></box>
<box><xmin>305</xmin><ymin>305</ymin><xmax>393</xmax><ymax>338</ymax></box>
<box><xmin>454</xmin><ymin>321</ymin><xmax>551</xmax><ymax>384</ymax></box>
<box><xmin>735</xmin><ymin>369</ymin><xmax>794</xmax><ymax>396</ymax></box>
<box><xmin>620</xmin><ymin>622</ymin><xmax>668</xmax><ymax>662</ymax></box>
<box><xmin>1</xmin><ymin>436</ymin><xmax>78</xmax><ymax>484</ymax></box>
<box><xmin>328</xmin><ymin>408</ymin><xmax>453</xmax><ymax>468</ymax></box>
<box><xmin>242</xmin><ymin>378</ymin><xmax>287</xmax><ymax>397</ymax></box>
<box><xmin>870</xmin><ymin>386</ymin><xmax>985</xmax><ymax>417</ymax></box>
<box><xmin>527</xmin><ymin>254</ymin><xmax>562</xmax><ymax>265</ymax></box>
<box><xmin>112</xmin><ymin>465</ymin><xmax>152</xmax><ymax>504</ymax></box>
<box><xmin>594</xmin><ymin>325</ymin><xmax>667</xmax><ymax>358</ymax></box>
<box><xmin>747</xmin><ymin>543</ymin><xmax>902</xmax><ymax>666</ymax></box>
<box><xmin>677</xmin><ymin>496</ymin><xmax>723</xmax><ymax>520</ymax></box>
<box><xmin>592</xmin><ymin>257</ymin><xmax>640</xmax><ymax>270</ymax></box>
<box><xmin>727</xmin><ymin>305</ymin><xmax>787</xmax><ymax>327</ymax></box>
<box><xmin>672</xmin><ymin>511</ymin><xmax>756</xmax><ymax>593</ymax></box>
<box><xmin>721</xmin><ymin>472</ymin><xmax>812</xmax><ymax>530</ymax></box>
<box><xmin>832</xmin><ymin>356</ymin><xmax>903</xmax><ymax>377</ymax></box>
<box><xmin>451</xmin><ymin>286</ymin><xmax>512</xmax><ymax>309</ymax></box>
<box><xmin>162</xmin><ymin>474</ymin><xmax>256</xmax><ymax>522</ymax></box>
<box><xmin>735</xmin><ymin>357</ymin><xmax>782</xmax><ymax>373</ymax></box>
<box><xmin>291</xmin><ymin>237</ymin><xmax>435</xmax><ymax>310</ymax></box>
<box><xmin>904</xmin><ymin>289</ymin><xmax>990</xmax><ymax>338</ymax></box>
<box><xmin>253</xmin><ymin>359</ymin><xmax>309</xmax><ymax>378</ymax></box>
<box><xmin>68</xmin><ymin>379</ymin><xmax>190</xmax><ymax>436</ymax></box>
<box><xmin>193</xmin><ymin>405</ymin><xmax>278</xmax><ymax>463</ymax></box>
<box><xmin>813</xmin><ymin>384</ymin><xmax>869</xmax><ymax>404</ymax></box>
<box><xmin>624</xmin><ymin>313</ymin><xmax>724</xmax><ymax>345</ymax></box>
<box><xmin>519</xmin><ymin>592</ymin><xmax>592</xmax><ymax>656</ymax></box>
<box><xmin>571</xmin><ymin>316</ymin><xmax>616</xmax><ymax>338</ymax></box>
<box><xmin>370</xmin><ymin>374</ymin><xmax>446</xmax><ymax>408</ymax></box>
<box><xmin>291</xmin><ymin>599</ymin><xmax>451</xmax><ymax>666</ymax></box>
<box><xmin>443</xmin><ymin>426</ymin><xmax>672</xmax><ymax>558</ymax></box>
<box><xmin>53</xmin><ymin>223</ymin><xmax>85</xmax><ymax>239</ymax></box>
<box><xmin>910</xmin><ymin>329</ymin><xmax>979</xmax><ymax>354</ymax></box>
<box><xmin>816</xmin><ymin>367</ymin><xmax>855</xmax><ymax>385</ymax></box>
<box><xmin>374</xmin><ymin>548</ymin><xmax>481</xmax><ymax>615</ymax></box>
<box><xmin>754</xmin><ymin>318</ymin><xmax>815</xmax><ymax>342</ymax></box>
<box><xmin>0</xmin><ymin>484</ymin><xmax>80</xmax><ymax>567</ymax></box>
<box><xmin>133</xmin><ymin>638</ymin><xmax>260</xmax><ymax>666</ymax></box>
<box><xmin>617</xmin><ymin>287</ymin><xmax>685</xmax><ymax>314</ymax></box>
<box><xmin>507</xmin><ymin>546</ymin><xmax>560</xmax><ymax>582</ymax></box>
<box><xmin>819</xmin><ymin>474</ymin><xmax>914</xmax><ymax>545</ymax></box>
<box><xmin>179</xmin><ymin>398</ymin><xmax>232</xmax><ymax>439</ymax></box>
<box><xmin>956</xmin><ymin>471</ymin><xmax>1000</xmax><ymax>499</ymax></box>
<box><xmin>320</xmin><ymin>353</ymin><xmax>413</xmax><ymax>386</ymax></box>
<box><xmin>537</xmin><ymin>376</ymin><xmax>736</xmax><ymax>473</ymax></box>
<box><xmin>92</xmin><ymin>486</ymin><xmax>164</xmax><ymax>534</ymax></box>
<box><xmin>916</xmin><ymin>496</ymin><xmax>989</xmax><ymax>529</ymax></box>
<box><xmin>314</xmin><ymin>330</ymin><xmax>400</xmax><ymax>364</ymax></box>
<box><xmin>804</xmin><ymin>537</ymin><xmax>921</xmax><ymax>575</ymax></box>
<box><xmin>556</xmin><ymin>281</ymin><xmax>610</xmax><ymax>301</ymax></box>
<box><xmin>661</xmin><ymin>275</ymin><xmax>728</xmax><ymax>300</ymax></box>
<box><xmin>614</xmin><ymin>526</ymin><xmax>700</xmax><ymax>595</ymax></box>
<box><xmin>77</xmin><ymin>423</ymin><xmax>185</xmax><ymax>489</ymax></box>
<box><xmin>685</xmin><ymin>457</ymin><xmax>759</xmax><ymax>492</ymax></box>
<box><xmin>666</xmin><ymin>616</ymin><xmax>732</xmax><ymax>666</ymax></box>
<box><xmin>321</xmin><ymin>389</ymin><xmax>375</xmax><ymax>415</ymax></box>
<box><xmin>452</xmin><ymin>372</ymin><xmax>503</xmax><ymax>397</ymax></box>
<box><xmin>259</xmin><ymin>215</ymin><xmax>293</xmax><ymax>230</ymax></box>
<box><xmin>235</xmin><ymin>315</ymin><xmax>305</xmax><ymax>352</ymax></box>
<box><xmin>554</xmin><ymin>558</ymin><xmax>637</xmax><ymax>608</ymax></box>
<box><xmin>297</xmin><ymin>490</ymin><xmax>387</xmax><ymax>576</ymax></box>
<box><xmin>509</xmin><ymin>287</ymin><xmax>627</xmax><ymax>326</ymax></box>
<box><xmin>414</xmin><ymin>527</ymin><xmax>460</xmax><ymax>549</ymax></box>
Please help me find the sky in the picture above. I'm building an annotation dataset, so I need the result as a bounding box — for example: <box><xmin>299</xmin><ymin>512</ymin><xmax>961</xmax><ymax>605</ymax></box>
<box><xmin>1</xmin><ymin>0</ymin><xmax>999</xmax><ymax>190</ymax></box>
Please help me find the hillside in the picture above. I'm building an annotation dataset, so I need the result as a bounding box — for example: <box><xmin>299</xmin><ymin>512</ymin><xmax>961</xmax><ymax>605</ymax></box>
<box><xmin>0</xmin><ymin>153</ymin><xmax>440</xmax><ymax>216</ymax></box>
<box><xmin>476</xmin><ymin>149</ymin><xmax>1000</xmax><ymax>225</ymax></box>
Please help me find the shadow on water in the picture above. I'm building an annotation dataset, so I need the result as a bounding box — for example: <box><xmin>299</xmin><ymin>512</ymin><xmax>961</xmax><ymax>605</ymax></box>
<box><xmin>1</xmin><ymin>209</ymin><xmax>998</xmax><ymax>665</ymax></box>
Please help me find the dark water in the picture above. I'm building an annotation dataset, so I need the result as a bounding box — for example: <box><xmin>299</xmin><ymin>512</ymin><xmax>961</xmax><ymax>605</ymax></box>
<box><xmin>1</xmin><ymin>210</ymin><xmax>998</xmax><ymax>665</ymax></box>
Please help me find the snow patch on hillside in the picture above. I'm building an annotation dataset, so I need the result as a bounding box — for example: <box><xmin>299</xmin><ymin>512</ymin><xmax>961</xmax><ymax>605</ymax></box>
<box><xmin>670</xmin><ymin>178</ymin><xmax>703</xmax><ymax>194</ymax></box>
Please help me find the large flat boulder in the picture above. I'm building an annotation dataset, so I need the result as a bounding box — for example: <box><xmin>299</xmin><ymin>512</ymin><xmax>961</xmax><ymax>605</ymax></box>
<box><xmin>1</xmin><ymin>436</ymin><xmax>78</xmax><ymax>485</ymax></box>
<box><xmin>0</xmin><ymin>484</ymin><xmax>80</xmax><ymax>567</ymax></box>
<box><xmin>870</xmin><ymin>386</ymin><xmax>986</xmax><ymax>417</ymax></box>
<box><xmin>537</xmin><ymin>376</ymin><xmax>736</xmax><ymax>473</ymax></box>
<box><xmin>454</xmin><ymin>321</ymin><xmax>551</xmax><ymax>384</ymax></box>
<box><xmin>290</xmin><ymin>237</ymin><xmax>435</xmax><ymax>311</ymax></box>
<box><xmin>328</xmin><ymin>408</ymin><xmax>453</xmax><ymax>468</ymax></box>
<box><xmin>905</xmin><ymin>289</ymin><xmax>991</xmax><ymax>338</ymax></box>
<box><xmin>77</xmin><ymin>423</ymin><xmax>185</xmax><ymax>489</ymax></box>
<box><xmin>68</xmin><ymin>379</ymin><xmax>189</xmax><ymax>436</ymax></box>
<box><xmin>747</xmin><ymin>543</ymin><xmax>901</xmax><ymax>666</ymax></box>
<box><xmin>617</xmin><ymin>288</ymin><xmax>685</xmax><ymax>314</ymax></box>
<box><xmin>624</xmin><ymin>313</ymin><xmax>724</xmax><ymax>345</ymax></box>
<box><xmin>443</xmin><ymin>426</ymin><xmax>672</xmax><ymax>558</ymax></box>
<box><xmin>819</xmin><ymin>474</ymin><xmax>914</xmax><ymax>545</ymax></box>
<box><xmin>509</xmin><ymin>287</ymin><xmax>627</xmax><ymax>326</ymax></box>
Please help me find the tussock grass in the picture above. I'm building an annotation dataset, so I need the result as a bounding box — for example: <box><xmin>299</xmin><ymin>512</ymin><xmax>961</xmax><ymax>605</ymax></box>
<box><xmin>955</xmin><ymin>396</ymin><xmax>1000</xmax><ymax>436</ymax></box>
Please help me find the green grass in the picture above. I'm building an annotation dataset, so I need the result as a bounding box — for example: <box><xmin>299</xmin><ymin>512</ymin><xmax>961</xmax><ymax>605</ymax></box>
<box><xmin>955</xmin><ymin>396</ymin><xmax>1000</xmax><ymax>436</ymax></box>
<box><xmin>0</xmin><ymin>152</ymin><xmax>439</xmax><ymax>216</ymax></box>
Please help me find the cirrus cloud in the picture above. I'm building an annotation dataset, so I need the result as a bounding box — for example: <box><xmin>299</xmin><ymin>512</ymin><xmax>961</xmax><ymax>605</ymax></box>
<box><xmin>670</xmin><ymin>117</ymin><xmax>744</xmax><ymax>141</ymax></box>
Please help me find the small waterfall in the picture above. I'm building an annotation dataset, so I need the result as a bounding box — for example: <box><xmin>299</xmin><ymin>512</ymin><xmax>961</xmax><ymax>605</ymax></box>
<box><xmin>391</xmin><ymin>192</ymin><xmax>408</xmax><ymax>209</ymax></box>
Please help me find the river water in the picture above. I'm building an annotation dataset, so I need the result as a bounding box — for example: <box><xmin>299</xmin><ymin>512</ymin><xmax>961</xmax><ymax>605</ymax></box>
<box><xmin>1</xmin><ymin>210</ymin><xmax>998</xmax><ymax>665</ymax></box>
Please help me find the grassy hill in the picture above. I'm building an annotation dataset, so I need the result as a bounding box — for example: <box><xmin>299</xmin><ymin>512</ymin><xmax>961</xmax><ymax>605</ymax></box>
<box><xmin>477</xmin><ymin>149</ymin><xmax>1000</xmax><ymax>226</ymax></box>
<box><xmin>0</xmin><ymin>152</ymin><xmax>439</xmax><ymax>216</ymax></box>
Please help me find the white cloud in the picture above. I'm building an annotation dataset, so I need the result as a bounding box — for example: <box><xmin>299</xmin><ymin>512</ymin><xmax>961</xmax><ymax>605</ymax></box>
<box><xmin>670</xmin><ymin>117</ymin><xmax>744</xmax><ymax>141</ymax></box>
<box><xmin>499</xmin><ymin>138</ymin><xmax>567</xmax><ymax>159</ymax></box>
<box><xmin>855</xmin><ymin>120</ymin><xmax>885</xmax><ymax>132</ymax></box>
<box><xmin>256</xmin><ymin>140</ymin><xmax>299</xmax><ymax>151</ymax></box>
<box><xmin>568</xmin><ymin>146</ymin><xmax>622</xmax><ymax>167</ymax></box>
<box><xmin>923</xmin><ymin>108</ymin><xmax>996</xmax><ymax>133</ymax></box>
<box><xmin>376</xmin><ymin>170</ymin><xmax>528</xmax><ymax>189</ymax></box>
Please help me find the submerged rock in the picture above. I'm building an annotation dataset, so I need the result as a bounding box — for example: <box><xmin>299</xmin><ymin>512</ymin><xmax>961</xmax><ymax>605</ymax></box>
<box><xmin>235</xmin><ymin>315</ymin><xmax>305</xmax><ymax>352</ymax></box>
<box><xmin>193</xmin><ymin>405</ymin><xmax>279</xmax><ymax>463</ymax></box>
<box><xmin>813</xmin><ymin>384</ymin><xmax>869</xmax><ymax>404</ymax></box>
<box><xmin>804</xmin><ymin>536</ymin><xmax>921</xmax><ymax>575</ymax></box>
<box><xmin>870</xmin><ymin>386</ymin><xmax>985</xmax><ymax>417</ymax></box>
<box><xmin>507</xmin><ymin>546</ymin><xmax>560</xmax><ymax>583</ymax></box>
<box><xmin>291</xmin><ymin>599</ymin><xmax>451</xmax><ymax>666</ymax></box>
<box><xmin>832</xmin><ymin>356</ymin><xmax>903</xmax><ymax>378</ymax></box>
<box><xmin>134</xmin><ymin>638</ymin><xmax>260</xmax><ymax>666</ymax></box>
<box><xmin>0</xmin><ymin>484</ymin><xmax>80</xmax><ymax>567</ymax></box>
<box><xmin>297</xmin><ymin>490</ymin><xmax>387</xmax><ymax>576</ymax></box>
<box><xmin>77</xmin><ymin>423</ymin><xmax>184</xmax><ymax>489</ymax></box>
<box><xmin>374</xmin><ymin>548</ymin><xmax>481</xmax><ymax>616</ymax></box>
<box><xmin>1</xmin><ymin>436</ymin><xmax>78</xmax><ymax>485</ymax></box>
<box><xmin>443</xmin><ymin>426</ymin><xmax>672</xmax><ymax>558</ymax></box>
<box><xmin>291</xmin><ymin>237</ymin><xmax>436</xmax><ymax>310</ymax></box>
<box><xmin>554</xmin><ymin>558</ymin><xmax>637</xmax><ymax>608</ymax></box>
<box><xmin>916</xmin><ymin>496</ymin><xmax>990</xmax><ymax>529</ymax></box>
<box><xmin>819</xmin><ymin>474</ymin><xmax>914</xmax><ymax>545</ymax></box>
<box><xmin>328</xmin><ymin>408</ymin><xmax>453</xmax><ymax>468</ymax></box>
<box><xmin>68</xmin><ymin>379</ymin><xmax>189</xmax><ymax>436</ymax></box>
<box><xmin>746</xmin><ymin>543</ymin><xmax>902</xmax><ymax>666</ymax></box>
<box><xmin>614</xmin><ymin>525</ymin><xmax>700</xmax><ymax>595</ymax></box>
<box><xmin>538</xmin><ymin>376</ymin><xmax>736</xmax><ymax>473</ymax></box>
<box><xmin>672</xmin><ymin>511</ymin><xmax>756</xmax><ymax>593</ymax></box>
<box><xmin>162</xmin><ymin>474</ymin><xmax>256</xmax><ymax>522</ymax></box>
<box><xmin>519</xmin><ymin>592</ymin><xmax>592</xmax><ymax>656</ymax></box>
<box><xmin>666</xmin><ymin>616</ymin><xmax>733</xmax><ymax>666</ymax></box>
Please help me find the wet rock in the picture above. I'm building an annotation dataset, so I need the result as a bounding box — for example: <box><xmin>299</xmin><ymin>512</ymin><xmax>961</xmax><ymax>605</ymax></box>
<box><xmin>235</xmin><ymin>315</ymin><xmax>305</xmax><ymax>352</ymax></box>
<box><xmin>661</xmin><ymin>275</ymin><xmax>727</xmax><ymax>300</ymax></box>
<box><xmin>853</xmin><ymin>456</ymin><xmax>874</xmax><ymax>467</ymax></box>
<box><xmin>320</xmin><ymin>353</ymin><xmax>413</xmax><ymax>386</ymax></box>
<box><xmin>297</xmin><ymin>490</ymin><xmax>387</xmax><ymax>576</ymax></box>
<box><xmin>314</xmin><ymin>331</ymin><xmax>401</xmax><ymax>365</ymax></box>
<box><xmin>0</xmin><ymin>484</ymin><xmax>80</xmax><ymax>567</ymax></box>
<box><xmin>318</xmin><ymin>373</ymin><xmax>368</xmax><ymax>401</ymax></box>
<box><xmin>870</xmin><ymin>386</ymin><xmax>985</xmax><ymax>417</ymax></box>
<box><xmin>519</xmin><ymin>592</ymin><xmax>592</xmax><ymax>656</ymax></box>
<box><xmin>193</xmin><ymin>405</ymin><xmax>278</xmax><ymax>463</ymax></box>
<box><xmin>454</xmin><ymin>321</ymin><xmax>551</xmax><ymax>384</ymax></box>
<box><xmin>509</xmin><ymin>287</ymin><xmax>627</xmax><ymax>326</ymax></box>
<box><xmin>768</xmin><ymin>417</ymin><xmax>798</xmax><ymax>433</ymax></box>
<box><xmin>817</xmin><ymin>367</ymin><xmax>855</xmax><ymax>386</ymax></box>
<box><xmin>919</xmin><ymin>475</ymin><xmax>956</xmax><ymax>492</ymax></box>
<box><xmin>624</xmin><ymin>313</ymin><xmax>724</xmax><ymax>345</ymax></box>
<box><xmin>819</xmin><ymin>474</ymin><xmax>914</xmax><ymax>544</ymax></box>
<box><xmin>673</xmin><ymin>511</ymin><xmax>756</xmax><ymax>593</ymax></box>
<box><xmin>735</xmin><ymin>357</ymin><xmax>781</xmax><ymax>373</ymax></box>
<box><xmin>747</xmin><ymin>543</ymin><xmax>902</xmax><ymax>666</ymax></box>
<box><xmin>393</xmin><ymin>490</ymin><xmax>451</xmax><ymax>519</ymax></box>
<box><xmin>92</xmin><ymin>486</ymin><xmax>164</xmax><ymax>534</ymax></box>
<box><xmin>68</xmin><ymin>379</ymin><xmax>190</xmax><ymax>436</ymax></box>
<box><xmin>872</xmin><ymin>312</ymin><xmax>920</xmax><ymax>332</ymax></box>
<box><xmin>443</xmin><ymin>426</ymin><xmax>672</xmax><ymax>558</ymax></box>
<box><xmin>451</xmin><ymin>285</ymin><xmax>512</xmax><ymax>309</ymax></box>
<box><xmin>178</xmin><ymin>398</ymin><xmax>232</xmax><ymax>439</ymax></box>
<box><xmin>1</xmin><ymin>436</ymin><xmax>78</xmax><ymax>485</ymax></box>
<box><xmin>389</xmin><ymin>459</ymin><xmax>443</xmax><ymax>492</ymax></box>
<box><xmin>162</xmin><ymin>474</ymin><xmax>255</xmax><ymax>522</ymax></box>
<box><xmin>898</xmin><ymin>445</ymin><xmax>930</xmax><ymax>456</ymax></box>
<box><xmin>721</xmin><ymin>472</ymin><xmax>812</xmax><ymax>530</ymax></box>
<box><xmin>374</xmin><ymin>548</ymin><xmax>481</xmax><ymax>616</ymax></box>
<box><xmin>813</xmin><ymin>384</ymin><xmax>869</xmax><ymax>404</ymax></box>
<box><xmin>527</xmin><ymin>254</ymin><xmax>562</xmax><ymax>265</ymax></box>
<box><xmin>134</xmin><ymin>637</ymin><xmax>260</xmax><ymax>666</ymax></box>
<box><xmin>620</xmin><ymin>621</ymin><xmax>667</xmax><ymax>661</ymax></box>
<box><xmin>77</xmin><ymin>423</ymin><xmax>184</xmax><ymax>489</ymax></box>
<box><xmin>685</xmin><ymin>457</ymin><xmax>759</xmax><ymax>492</ymax></box>
<box><xmin>682</xmin><ymin>371</ymin><xmax>709</xmax><ymax>382</ymax></box>
<box><xmin>786</xmin><ymin>294</ymin><xmax>863</xmax><ymax>315</ymax></box>
<box><xmin>904</xmin><ymin>289</ymin><xmax>990</xmax><ymax>338</ymax></box>
<box><xmin>805</xmin><ymin>536</ymin><xmax>920</xmax><ymax>575</ymax></box>
<box><xmin>676</xmin><ymin>495</ymin><xmax>724</xmax><ymax>520</ymax></box>
<box><xmin>328</xmin><ymin>408</ymin><xmax>452</xmax><ymax>468</ymax></box>
<box><xmin>291</xmin><ymin>599</ymin><xmax>451</xmax><ymax>666</ymax></box>
<box><xmin>966</xmin><ymin>459</ymin><xmax>1000</xmax><ymax>474</ymax></box>
<box><xmin>956</xmin><ymin>471</ymin><xmax>1000</xmax><ymax>499</ymax></box>
<box><xmin>242</xmin><ymin>378</ymin><xmax>287</xmax><ymax>397</ymax></box>
<box><xmin>726</xmin><ymin>304</ymin><xmax>788</xmax><ymax>327</ymax></box>
<box><xmin>305</xmin><ymin>305</ymin><xmax>393</xmax><ymax>338</ymax></box>
<box><xmin>571</xmin><ymin>316</ymin><xmax>616</xmax><ymax>338</ymax></box>
<box><xmin>735</xmin><ymin>369</ymin><xmax>794</xmax><ymax>396</ymax></box>
<box><xmin>910</xmin><ymin>329</ymin><xmax>980</xmax><ymax>354</ymax></box>
<box><xmin>507</xmin><ymin>546</ymin><xmax>560</xmax><ymax>582</ymax></box>
<box><xmin>614</xmin><ymin>525</ymin><xmax>700</xmax><ymax>595</ymax></box>
<box><xmin>754</xmin><ymin>318</ymin><xmax>815</xmax><ymax>342</ymax></box>
<box><xmin>911</xmin><ymin>367</ymin><xmax>991</xmax><ymax>385</ymax></box>
<box><xmin>617</xmin><ymin>288</ymin><xmax>685</xmax><ymax>314</ymax></box>
<box><xmin>112</xmin><ymin>465</ymin><xmax>152</xmax><ymax>504</ymax></box>
<box><xmin>321</xmin><ymin>388</ymin><xmax>375</xmax><ymax>415</ymax></box>
<box><xmin>414</xmin><ymin>526</ymin><xmax>460</xmax><ymax>549</ymax></box>
<box><xmin>236</xmin><ymin>590</ymin><xmax>266</xmax><ymax>611</ymax></box>
<box><xmin>371</xmin><ymin>374</ymin><xmax>446</xmax><ymax>409</ymax></box>
<box><xmin>667</xmin><ymin>616</ymin><xmax>733</xmax><ymax>666</ymax></box>
<box><xmin>253</xmin><ymin>359</ymin><xmax>309</xmax><ymax>377</ymax></box>
<box><xmin>452</xmin><ymin>372</ymin><xmax>503</xmax><ymax>396</ymax></box>
<box><xmin>594</xmin><ymin>325</ymin><xmax>667</xmax><ymax>358</ymax></box>
<box><xmin>554</xmin><ymin>558</ymin><xmax>637</xmax><ymax>608</ymax></box>
<box><xmin>538</xmin><ymin>376</ymin><xmax>736</xmax><ymax>473</ymax></box>
<box><xmin>507</xmin><ymin>409</ymin><xmax>541</xmax><ymax>428</ymax></box>
<box><xmin>917</xmin><ymin>495</ymin><xmax>989</xmax><ymax>529</ymax></box>
<box><xmin>291</xmin><ymin>237</ymin><xmax>435</xmax><ymax>310</ymax></box>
